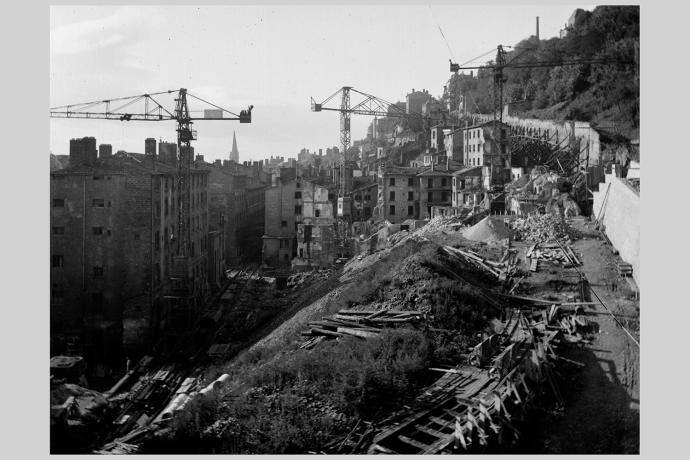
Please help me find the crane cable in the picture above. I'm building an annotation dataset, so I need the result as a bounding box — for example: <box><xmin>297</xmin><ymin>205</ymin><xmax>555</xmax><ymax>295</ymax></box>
<box><xmin>428</xmin><ymin>5</ymin><xmax>455</xmax><ymax>63</ymax></box>
<box><xmin>428</xmin><ymin>5</ymin><xmax>484</xmax><ymax>118</ymax></box>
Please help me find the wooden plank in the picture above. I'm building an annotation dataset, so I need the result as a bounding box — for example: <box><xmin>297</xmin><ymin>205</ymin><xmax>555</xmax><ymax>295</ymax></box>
<box><xmin>337</xmin><ymin>327</ymin><xmax>378</xmax><ymax>339</ymax></box>
<box><xmin>398</xmin><ymin>434</ymin><xmax>430</xmax><ymax>451</ymax></box>
<box><xmin>428</xmin><ymin>415</ymin><xmax>454</xmax><ymax>428</ymax></box>
<box><xmin>311</xmin><ymin>327</ymin><xmax>345</xmax><ymax>338</ymax></box>
<box><xmin>414</xmin><ymin>424</ymin><xmax>449</xmax><ymax>438</ymax></box>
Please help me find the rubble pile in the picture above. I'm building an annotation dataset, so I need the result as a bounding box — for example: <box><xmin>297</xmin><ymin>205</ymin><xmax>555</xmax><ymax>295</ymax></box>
<box><xmin>462</xmin><ymin>217</ymin><xmax>512</xmax><ymax>243</ymax></box>
<box><xmin>510</xmin><ymin>214</ymin><xmax>580</xmax><ymax>242</ymax></box>
<box><xmin>415</xmin><ymin>215</ymin><xmax>466</xmax><ymax>236</ymax></box>
<box><xmin>287</xmin><ymin>269</ymin><xmax>335</xmax><ymax>288</ymax></box>
<box><xmin>387</xmin><ymin>230</ymin><xmax>410</xmax><ymax>245</ymax></box>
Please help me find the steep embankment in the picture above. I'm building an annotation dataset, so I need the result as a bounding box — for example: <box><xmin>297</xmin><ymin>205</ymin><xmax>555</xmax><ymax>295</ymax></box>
<box><xmin>142</xmin><ymin>229</ymin><xmax>509</xmax><ymax>454</ymax></box>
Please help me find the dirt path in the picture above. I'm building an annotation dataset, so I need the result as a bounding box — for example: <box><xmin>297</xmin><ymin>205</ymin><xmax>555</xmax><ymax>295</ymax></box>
<box><xmin>513</xmin><ymin>219</ymin><xmax>640</xmax><ymax>454</ymax></box>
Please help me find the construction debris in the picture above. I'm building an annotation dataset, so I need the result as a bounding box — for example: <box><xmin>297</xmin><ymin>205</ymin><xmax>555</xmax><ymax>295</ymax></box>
<box><xmin>299</xmin><ymin>309</ymin><xmax>423</xmax><ymax>343</ymax></box>
<box><xmin>326</xmin><ymin>302</ymin><xmax>591</xmax><ymax>455</ymax></box>
<box><xmin>462</xmin><ymin>217</ymin><xmax>512</xmax><ymax>244</ymax></box>
<box><xmin>510</xmin><ymin>214</ymin><xmax>580</xmax><ymax>243</ymax></box>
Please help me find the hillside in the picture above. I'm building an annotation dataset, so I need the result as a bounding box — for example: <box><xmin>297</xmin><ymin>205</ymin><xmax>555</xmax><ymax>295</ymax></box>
<box><xmin>446</xmin><ymin>5</ymin><xmax>639</xmax><ymax>141</ymax></box>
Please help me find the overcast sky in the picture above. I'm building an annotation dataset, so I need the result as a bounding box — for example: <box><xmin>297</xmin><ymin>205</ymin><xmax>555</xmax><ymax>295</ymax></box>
<box><xmin>50</xmin><ymin>4</ymin><xmax>595</xmax><ymax>164</ymax></box>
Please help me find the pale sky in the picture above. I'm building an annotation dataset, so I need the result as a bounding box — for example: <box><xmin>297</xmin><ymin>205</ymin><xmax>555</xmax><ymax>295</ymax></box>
<box><xmin>50</xmin><ymin>4</ymin><xmax>595</xmax><ymax>164</ymax></box>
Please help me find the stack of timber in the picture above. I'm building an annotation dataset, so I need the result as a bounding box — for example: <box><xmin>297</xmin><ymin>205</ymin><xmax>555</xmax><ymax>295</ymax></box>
<box><xmin>442</xmin><ymin>245</ymin><xmax>518</xmax><ymax>280</ymax></box>
<box><xmin>93</xmin><ymin>441</ymin><xmax>141</xmax><ymax>455</ymax></box>
<box><xmin>526</xmin><ymin>240</ymin><xmax>580</xmax><ymax>267</ymax></box>
<box><xmin>334</xmin><ymin>305</ymin><xmax>590</xmax><ymax>454</ymax></box>
<box><xmin>299</xmin><ymin>309</ymin><xmax>423</xmax><ymax>342</ymax></box>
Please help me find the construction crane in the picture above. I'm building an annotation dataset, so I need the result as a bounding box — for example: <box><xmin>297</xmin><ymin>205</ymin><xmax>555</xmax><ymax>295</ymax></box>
<box><xmin>50</xmin><ymin>88</ymin><xmax>252</xmax><ymax>331</ymax></box>
<box><xmin>311</xmin><ymin>87</ymin><xmax>449</xmax><ymax>217</ymax></box>
<box><xmin>450</xmin><ymin>46</ymin><xmax>634</xmax><ymax>187</ymax></box>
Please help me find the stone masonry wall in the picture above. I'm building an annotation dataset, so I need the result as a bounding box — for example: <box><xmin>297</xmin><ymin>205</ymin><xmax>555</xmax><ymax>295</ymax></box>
<box><xmin>592</xmin><ymin>173</ymin><xmax>640</xmax><ymax>288</ymax></box>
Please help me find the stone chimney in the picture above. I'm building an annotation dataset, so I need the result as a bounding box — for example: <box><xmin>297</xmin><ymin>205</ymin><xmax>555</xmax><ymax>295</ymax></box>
<box><xmin>215</xmin><ymin>159</ymin><xmax>222</xmax><ymax>166</ymax></box>
<box><xmin>99</xmin><ymin>144</ymin><xmax>112</xmax><ymax>158</ymax></box>
<box><xmin>196</xmin><ymin>154</ymin><xmax>204</xmax><ymax>162</ymax></box>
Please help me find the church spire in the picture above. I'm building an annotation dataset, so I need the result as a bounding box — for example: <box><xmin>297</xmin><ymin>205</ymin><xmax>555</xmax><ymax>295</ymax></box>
<box><xmin>229</xmin><ymin>131</ymin><xmax>239</xmax><ymax>162</ymax></box>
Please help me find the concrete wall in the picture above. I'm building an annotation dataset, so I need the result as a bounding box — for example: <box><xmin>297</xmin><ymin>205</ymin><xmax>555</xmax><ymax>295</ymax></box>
<box><xmin>592</xmin><ymin>174</ymin><xmax>640</xmax><ymax>288</ymax></box>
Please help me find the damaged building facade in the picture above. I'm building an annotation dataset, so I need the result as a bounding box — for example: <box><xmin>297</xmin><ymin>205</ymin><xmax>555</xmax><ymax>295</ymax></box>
<box><xmin>293</xmin><ymin>182</ymin><xmax>337</xmax><ymax>269</ymax></box>
<box><xmin>263</xmin><ymin>179</ymin><xmax>337</xmax><ymax>268</ymax></box>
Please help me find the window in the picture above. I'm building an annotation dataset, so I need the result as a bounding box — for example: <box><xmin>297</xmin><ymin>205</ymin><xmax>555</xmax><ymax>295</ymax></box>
<box><xmin>427</xmin><ymin>178</ymin><xmax>433</xmax><ymax>188</ymax></box>
<box><xmin>92</xmin><ymin>293</ymin><xmax>104</xmax><ymax>313</ymax></box>
<box><xmin>441</xmin><ymin>178</ymin><xmax>447</xmax><ymax>187</ymax></box>
<box><xmin>428</xmin><ymin>192</ymin><xmax>433</xmax><ymax>202</ymax></box>
<box><xmin>93</xmin><ymin>266</ymin><xmax>104</xmax><ymax>278</ymax></box>
<box><xmin>51</xmin><ymin>290</ymin><xmax>65</xmax><ymax>305</ymax></box>
<box><xmin>355</xmin><ymin>194</ymin><xmax>362</xmax><ymax>201</ymax></box>
<box><xmin>165</xmin><ymin>200</ymin><xmax>169</xmax><ymax>215</ymax></box>
<box><xmin>155</xmin><ymin>231</ymin><xmax>160</xmax><ymax>250</ymax></box>
<box><xmin>364</xmin><ymin>207</ymin><xmax>371</xmax><ymax>216</ymax></box>
<box><xmin>365</xmin><ymin>194</ymin><xmax>370</xmax><ymax>201</ymax></box>
<box><xmin>328</xmin><ymin>193</ymin><xmax>335</xmax><ymax>201</ymax></box>
<box><xmin>408</xmin><ymin>177</ymin><xmax>414</xmax><ymax>186</ymax></box>
<box><xmin>52</xmin><ymin>227</ymin><xmax>64</xmax><ymax>235</ymax></box>
<box><xmin>93</xmin><ymin>175</ymin><xmax>103</xmax><ymax>181</ymax></box>
<box><xmin>389</xmin><ymin>191</ymin><xmax>395</xmax><ymax>201</ymax></box>
<box><xmin>92</xmin><ymin>227</ymin><xmax>104</xmax><ymax>235</ymax></box>
<box><xmin>92</xmin><ymin>199</ymin><xmax>105</xmax><ymax>207</ymax></box>
<box><xmin>281</xmin><ymin>220</ymin><xmax>288</xmax><ymax>227</ymax></box>
<box><xmin>295</xmin><ymin>205</ymin><xmax>302</xmax><ymax>214</ymax></box>
<box><xmin>296</xmin><ymin>182</ymin><xmax>301</xmax><ymax>188</ymax></box>
<box><xmin>51</xmin><ymin>255</ymin><xmax>64</xmax><ymax>268</ymax></box>
<box><xmin>315</xmin><ymin>209</ymin><xmax>320</xmax><ymax>217</ymax></box>
<box><xmin>408</xmin><ymin>205</ymin><xmax>414</xmax><ymax>216</ymax></box>
<box><xmin>408</xmin><ymin>191</ymin><xmax>414</xmax><ymax>201</ymax></box>
<box><xmin>53</xmin><ymin>199</ymin><xmax>64</xmax><ymax>207</ymax></box>
<box><xmin>389</xmin><ymin>205</ymin><xmax>395</xmax><ymax>215</ymax></box>
<box><xmin>442</xmin><ymin>192</ymin><xmax>448</xmax><ymax>202</ymax></box>
<box><xmin>295</xmin><ymin>191</ymin><xmax>302</xmax><ymax>199</ymax></box>
<box><xmin>389</xmin><ymin>178</ymin><xmax>395</xmax><ymax>186</ymax></box>
<box><xmin>501</xmin><ymin>144</ymin><xmax>507</xmax><ymax>154</ymax></box>
<box><xmin>501</xmin><ymin>129</ymin><xmax>507</xmax><ymax>140</ymax></box>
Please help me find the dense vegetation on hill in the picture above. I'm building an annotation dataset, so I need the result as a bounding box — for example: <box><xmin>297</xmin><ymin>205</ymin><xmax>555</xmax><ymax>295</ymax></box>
<box><xmin>447</xmin><ymin>6</ymin><xmax>639</xmax><ymax>138</ymax></box>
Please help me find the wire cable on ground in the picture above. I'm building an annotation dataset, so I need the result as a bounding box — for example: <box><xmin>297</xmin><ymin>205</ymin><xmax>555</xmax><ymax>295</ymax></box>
<box><xmin>551</xmin><ymin>236</ymin><xmax>640</xmax><ymax>347</ymax></box>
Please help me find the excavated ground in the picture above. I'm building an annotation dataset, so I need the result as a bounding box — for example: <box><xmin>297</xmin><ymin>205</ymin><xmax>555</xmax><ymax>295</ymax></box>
<box><xmin>141</xmin><ymin>214</ymin><xmax>639</xmax><ymax>454</ymax></box>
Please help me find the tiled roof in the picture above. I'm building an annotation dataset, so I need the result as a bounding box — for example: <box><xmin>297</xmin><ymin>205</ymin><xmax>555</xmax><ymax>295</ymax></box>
<box><xmin>380</xmin><ymin>165</ymin><xmax>422</xmax><ymax>175</ymax></box>
<box><xmin>450</xmin><ymin>166</ymin><xmax>483</xmax><ymax>176</ymax></box>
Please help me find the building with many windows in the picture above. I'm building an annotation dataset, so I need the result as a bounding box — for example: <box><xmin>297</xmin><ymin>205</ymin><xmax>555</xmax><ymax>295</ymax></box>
<box><xmin>50</xmin><ymin>138</ymin><xmax>210</xmax><ymax>366</ymax></box>
<box><xmin>375</xmin><ymin>166</ymin><xmax>421</xmax><ymax>224</ymax></box>
<box><xmin>463</xmin><ymin>121</ymin><xmax>511</xmax><ymax>171</ymax></box>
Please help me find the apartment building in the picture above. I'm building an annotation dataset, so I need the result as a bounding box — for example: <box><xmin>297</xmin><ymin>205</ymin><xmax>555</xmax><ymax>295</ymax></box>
<box><xmin>50</xmin><ymin>138</ymin><xmax>210</xmax><ymax>365</ymax></box>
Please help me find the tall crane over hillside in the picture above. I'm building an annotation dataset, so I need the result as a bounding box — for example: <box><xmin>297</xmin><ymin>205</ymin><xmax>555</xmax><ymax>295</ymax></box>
<box><xmin>50</xmin><ymin>88</ymin><xmax>252</xmax><ymax>330</ymax></box>
<box><xmin>450</xmin><ymin>46</ymin><xmax>634</xmax><ymax>186</ymax></box>
<box><xmin>311</xmin><ymin>87</ymin><xmax>451</xmax><ymax>217</ymax></box>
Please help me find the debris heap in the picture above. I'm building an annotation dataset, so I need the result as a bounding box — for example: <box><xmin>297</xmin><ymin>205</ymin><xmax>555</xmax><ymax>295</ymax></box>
<box><xmin>462</xmin><ymin>217</ymin><xmax>512</xmax><ymax>243</ymax></box>
<box><xmin>510</xmin><ymin>214</ymin><xmax>580</xmax><ymax>242</ymax></box>
<box><xmin>415</xmin><ymin>215</ymin><xmax>466</xmax><ymax>236</ymax></box>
